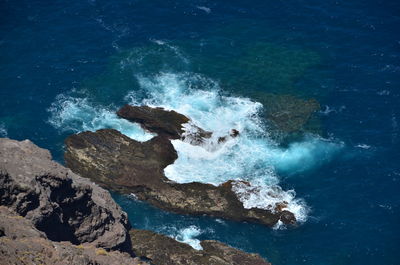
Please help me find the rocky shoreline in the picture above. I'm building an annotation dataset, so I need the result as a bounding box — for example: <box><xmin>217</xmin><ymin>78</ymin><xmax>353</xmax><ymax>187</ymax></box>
<box><xmin>65</xmin><ymin>105</ymin><xmax>296</xmax><ymax>226</ymax></box>
<box><xmin>0</xmin><ymin>137</ymin><xmax>271</xmax><ymax>265</ymax></box>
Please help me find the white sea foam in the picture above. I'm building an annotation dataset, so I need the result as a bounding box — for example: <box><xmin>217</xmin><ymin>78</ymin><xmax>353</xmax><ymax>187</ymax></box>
<box><xmin>231</xmin><ymin>181</ymin><xmax>308</xmax><ymax>223</ymax></box>
<box><xmin>173</xmin><ymin>225</ymin><xmax>203</xmax><ymax>250</ymax></box>
<box><xmin>47</xmin><ymin>40</ymin><xmax>342</xmax><ymax>226</ymax></box>
<box><xmin>196</xmin><ymin>6</ymin><xmax>211</xmax><ymax>14</ymax></box>
<box><xmin>0</xmin><ymin>123</ymin><xmax>7</xmax><ymax>137</ymax></box>
<box><xmin>124</xmin><ymin>72</ymin><xmax>342</xmax><ymax>223</ymax></box>
<box><xmin>320</xmin><ymin>105</ymin><xmax>346</xmax><ymax>115</ymax></box>
<box><xmin>47</xmin><ymin>70</ymin><xmax>342</xmax><ymax>224</ymax></box>
<box><xmin>48</xmin><ymin>94</ymin><xmax>154</xmax><ymax>141</ymax></box>
<box><xmin>355</xmin><ymin>144</ymin><xmax>371</xmax><ymax>149</ymax></box>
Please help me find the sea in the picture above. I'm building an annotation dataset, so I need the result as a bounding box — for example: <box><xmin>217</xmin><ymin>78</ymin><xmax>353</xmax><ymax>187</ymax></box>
<box><xmin>1</xmin><ymin>1</ymin><xmax>399</xmax><ymax>264</ymax></box>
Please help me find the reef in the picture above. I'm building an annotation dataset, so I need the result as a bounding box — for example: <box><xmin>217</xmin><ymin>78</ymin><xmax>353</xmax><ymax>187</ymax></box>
<box><xmin>0</xmin><ymin>137</ymin><xmax>271</xmax><ymax>265</ymax></box>
<box><xmin>252</xmin><ymin>93</ymin><xmax>321</xmax><ymax>134</ymax></box>
<box><xmin>64</xmin><ymin>106</ymin><xmax>296</xmax><ymax>226</ymax></box>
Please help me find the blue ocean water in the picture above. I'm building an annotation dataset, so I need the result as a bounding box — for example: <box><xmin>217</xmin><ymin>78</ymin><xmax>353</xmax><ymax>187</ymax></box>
<box><xmin>1</xmin><ymin>1</ymin><xmax>399</xmax><ymax>264</ymax></box>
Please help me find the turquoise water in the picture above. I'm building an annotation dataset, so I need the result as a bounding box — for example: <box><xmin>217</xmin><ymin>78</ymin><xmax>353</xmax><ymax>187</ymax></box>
<box><xmin>1</xmin><ymin>1</ymin><xmax>399</xmax><ymax>264</ymax></box>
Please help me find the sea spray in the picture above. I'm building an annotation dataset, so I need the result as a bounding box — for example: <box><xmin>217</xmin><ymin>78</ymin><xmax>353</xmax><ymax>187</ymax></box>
<box><xmin>126</xmin><ymin>72</ymin><xmax>342</xmax><ymax>222</ymax></box>
<box><xmin>173</xmin><ymin>225</ymin><xmax>203</xmax><ymax>250</ymax></box>
<box><xmin>48</xmin><ymin>94</ymin><xmax>154</xmax><ymax>141</ymax></box>
<box><xmin>48</xmin><ymin>71</ymin><xmax>342</xmax><ymax>224</ymax></box>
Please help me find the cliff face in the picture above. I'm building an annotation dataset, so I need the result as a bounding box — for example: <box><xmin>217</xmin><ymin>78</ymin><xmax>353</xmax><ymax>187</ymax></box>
<box><xmin>0</xmin><ymin>138</ymin><xmax>131</xmax><ymax>252</ymax></box>
<box><xmin>0</xmin><ymin>206</ymin><xmax>148</xmax><ymax>265</ymax></box>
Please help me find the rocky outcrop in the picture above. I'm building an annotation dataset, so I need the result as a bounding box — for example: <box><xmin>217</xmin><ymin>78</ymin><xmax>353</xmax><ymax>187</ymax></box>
<box><xmin>0</xmin><ymin>138</ymin><xmax>131</xmax><ymax>251</ymax></box>
<box><xmin>0</xmin><ymin>137</ymin><xmax>273</xmax><ymax>265</ymax></box>
<box><xmin>117</xmin><ymin>105</ymin><xmax>190</xmax><ymax>139</ymax></box>
<box><xmin>0</xmin><ymin>206</ymin><xmax>148</xmax><ymax>265</ymax></box>
<box><xmin>130</xmin><ymin>229</ymin><xmax>271</xmax><ymax>265</ymax></box>
<box><xmin>117</xmin><ymin>105</ymin><xmax>214</xmax><ymax>145</ymax></box>
<box><xmin>65</xmin><ymin>129</ymin><xmax>295</xmax><ymax>226</ymax></box>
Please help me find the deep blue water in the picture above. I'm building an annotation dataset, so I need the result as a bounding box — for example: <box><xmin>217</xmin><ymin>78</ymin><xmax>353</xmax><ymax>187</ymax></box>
<box><xmin>1</xmin><ymin>1</ymin><xmax>399</xmax><ymax>264</ymax></box>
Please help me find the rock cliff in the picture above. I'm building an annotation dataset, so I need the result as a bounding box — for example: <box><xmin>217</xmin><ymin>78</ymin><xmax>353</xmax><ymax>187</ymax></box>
<box><xmin>0</xmin><ymin>138</ymin><xmax>131</xmax><ymax>251</ymax></box>
<box><xmin>0</xmin><ymin>206</ymin><xmax>148</xmax><ymax>265</ymax></box>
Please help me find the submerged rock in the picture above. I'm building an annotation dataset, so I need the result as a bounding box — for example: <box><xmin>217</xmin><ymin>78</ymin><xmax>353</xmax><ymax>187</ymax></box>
<box><xmin>254</xmin><ymin>93</ymin><xmax>320</xmax><ymax>133</ymax></box>
<box><xmin>65</xmin><ymin>129</ymin><xmax>296</xmax><ymax>226</ymax></box>
<box><xmin>130</xmin><ymin>229</ymin><xmax>271</xmax><ymax>265</ymax></box>
<box><xmin>0</xmin><ymin>138</ymin><xmax>131</xmax><ymax>252</ymax></box>
<box><xmin>0</xmin><ymin>206</ymin><xmax>148</xmax><ymax>265</ymax></box>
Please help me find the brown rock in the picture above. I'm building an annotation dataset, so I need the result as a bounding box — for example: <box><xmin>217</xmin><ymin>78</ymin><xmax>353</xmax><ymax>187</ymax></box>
<box><xmin>117</xmin><ymin>104</ymin><xmax>215</xmax><ymax>146</ymax></box>
<box><xmin>0</xmin><ymin>206</ymin><xmax>148</xmax><ymax>265</ymax></box>
<box><xmin>117</xmin><ymin>104</ymin><xmax>190</xmax><ymax>139</ymax></box>
<box><xmin>0</xmin><ymin>138</ymin><xmax>131</xmax><ymax>252</ymax></box>
<box><xmin>130</xmin><ymin>229</ymin><xmax>271</xmax><ymax>265</ymax></box>
<box><xmin>64</xmin><ymin>129</ymin><xmax>296</xmax><ymax>226</ymax></box>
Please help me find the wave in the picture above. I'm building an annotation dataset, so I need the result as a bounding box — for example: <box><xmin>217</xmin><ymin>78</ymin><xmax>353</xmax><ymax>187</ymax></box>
<box><xmin>196</xmin><ymin>6</ymin><xmax>211</xmax><ymax>14</ymax></box>
<box><xmin>125</xmin><ymin>72</ymin><xmax>342</xmax><ymax>222</ymax></box>
<box><xmin>172</xmin><ymin>225</ymin><xmax>203</xmax><ymax>250</ymax></box>
<box><xmin>47</xmin><ymin>94</ymin><xmax>154</xmax><ymax>141</ymax></box>
<box><xmin>48</xmin><ymin>51</ymin><xmax>342</xmax><ymax>225</ymax></box>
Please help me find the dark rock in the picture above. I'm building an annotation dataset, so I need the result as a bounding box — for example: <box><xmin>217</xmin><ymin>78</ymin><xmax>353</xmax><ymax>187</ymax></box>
<box><xmin>117</xmin><ymin>104</ymin><xmax>215</xmax><ymax>146</ymax></box>
<box><xmin>0</xmin><ymin>138</ymin><xmax>131</xmax><ymax>252</ymax></box>
<box><xmin>65</xmin><ymin>129</ymin><xmax>296</xmax><ymax>226</ymax></box>
<box><xmin>130</xmin><ymin>229</ymin><xmax>271</xmax><ymax>265</ymax></box>
<box><xmin>117</xmin><ymin>104</ymin><xmax>190</xmax><ymax>139</ymax></box>
<box><xmin>230</xmin><ymin>129</ymin><xmax>240</xmax><ymax>137</ymax></box>
<box><xmin>182</xmin><ymin>126</ymin><xmax>213</xmax><ymax>145</ymax></box>
<box><xmin>0</xmin><ymin>206</ymin><xmax>149</xmax><ymax>265</ymax></box>
<box><xmin>218</xmin><ymin>129</ymin><xmax>240</xmax><ymax>144</ymax></box>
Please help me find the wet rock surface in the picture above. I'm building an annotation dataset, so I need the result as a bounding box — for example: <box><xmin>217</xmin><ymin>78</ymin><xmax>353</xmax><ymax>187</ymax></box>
<box><xmin>130</xmin><ymin>229</ymin><xmax>271</xmax><ymax>265</ymax></box>
<box><xmin>117</xmin><ymin>104</ymin><xmax>190</xmax><ymax>139</ymax></box>
<box><xmin>65</xmin><ymin>129</ymin><xmax>296</xmax><ymax>226</ymax></box>
<box><xmin>0</xmin><ymin>138</ymin><xmax>131</xmax><ymax>251</ymax></box>
<box><xmin>0</xmin><ymin>206</ymin><xmax>148</xmax><ymax>265</ymax></box>
<box><xmin>117</xmin><ymin>104</ymin><xmax>214</xmax><ymax>145</ymax></box>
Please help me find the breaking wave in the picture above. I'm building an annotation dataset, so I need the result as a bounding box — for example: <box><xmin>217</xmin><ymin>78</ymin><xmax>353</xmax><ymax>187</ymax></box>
<box><xmin>48</xmin><ymin>94</ymin><xmax>154</xmax><ymax>141</ymax></box>
<box><xmin>125</xmin><ymin>72</ymin><xmax>342</xmax><ymax>223</ymax></box>
<box><xmin>172</xmin><ymin>225</ymin><xmax>203</xmax><ymax>250</ymax></box>
<box><xmin>48</xmin><ymin>58</ymin><xmax>342</xmax><ymax>225</ymax></box>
